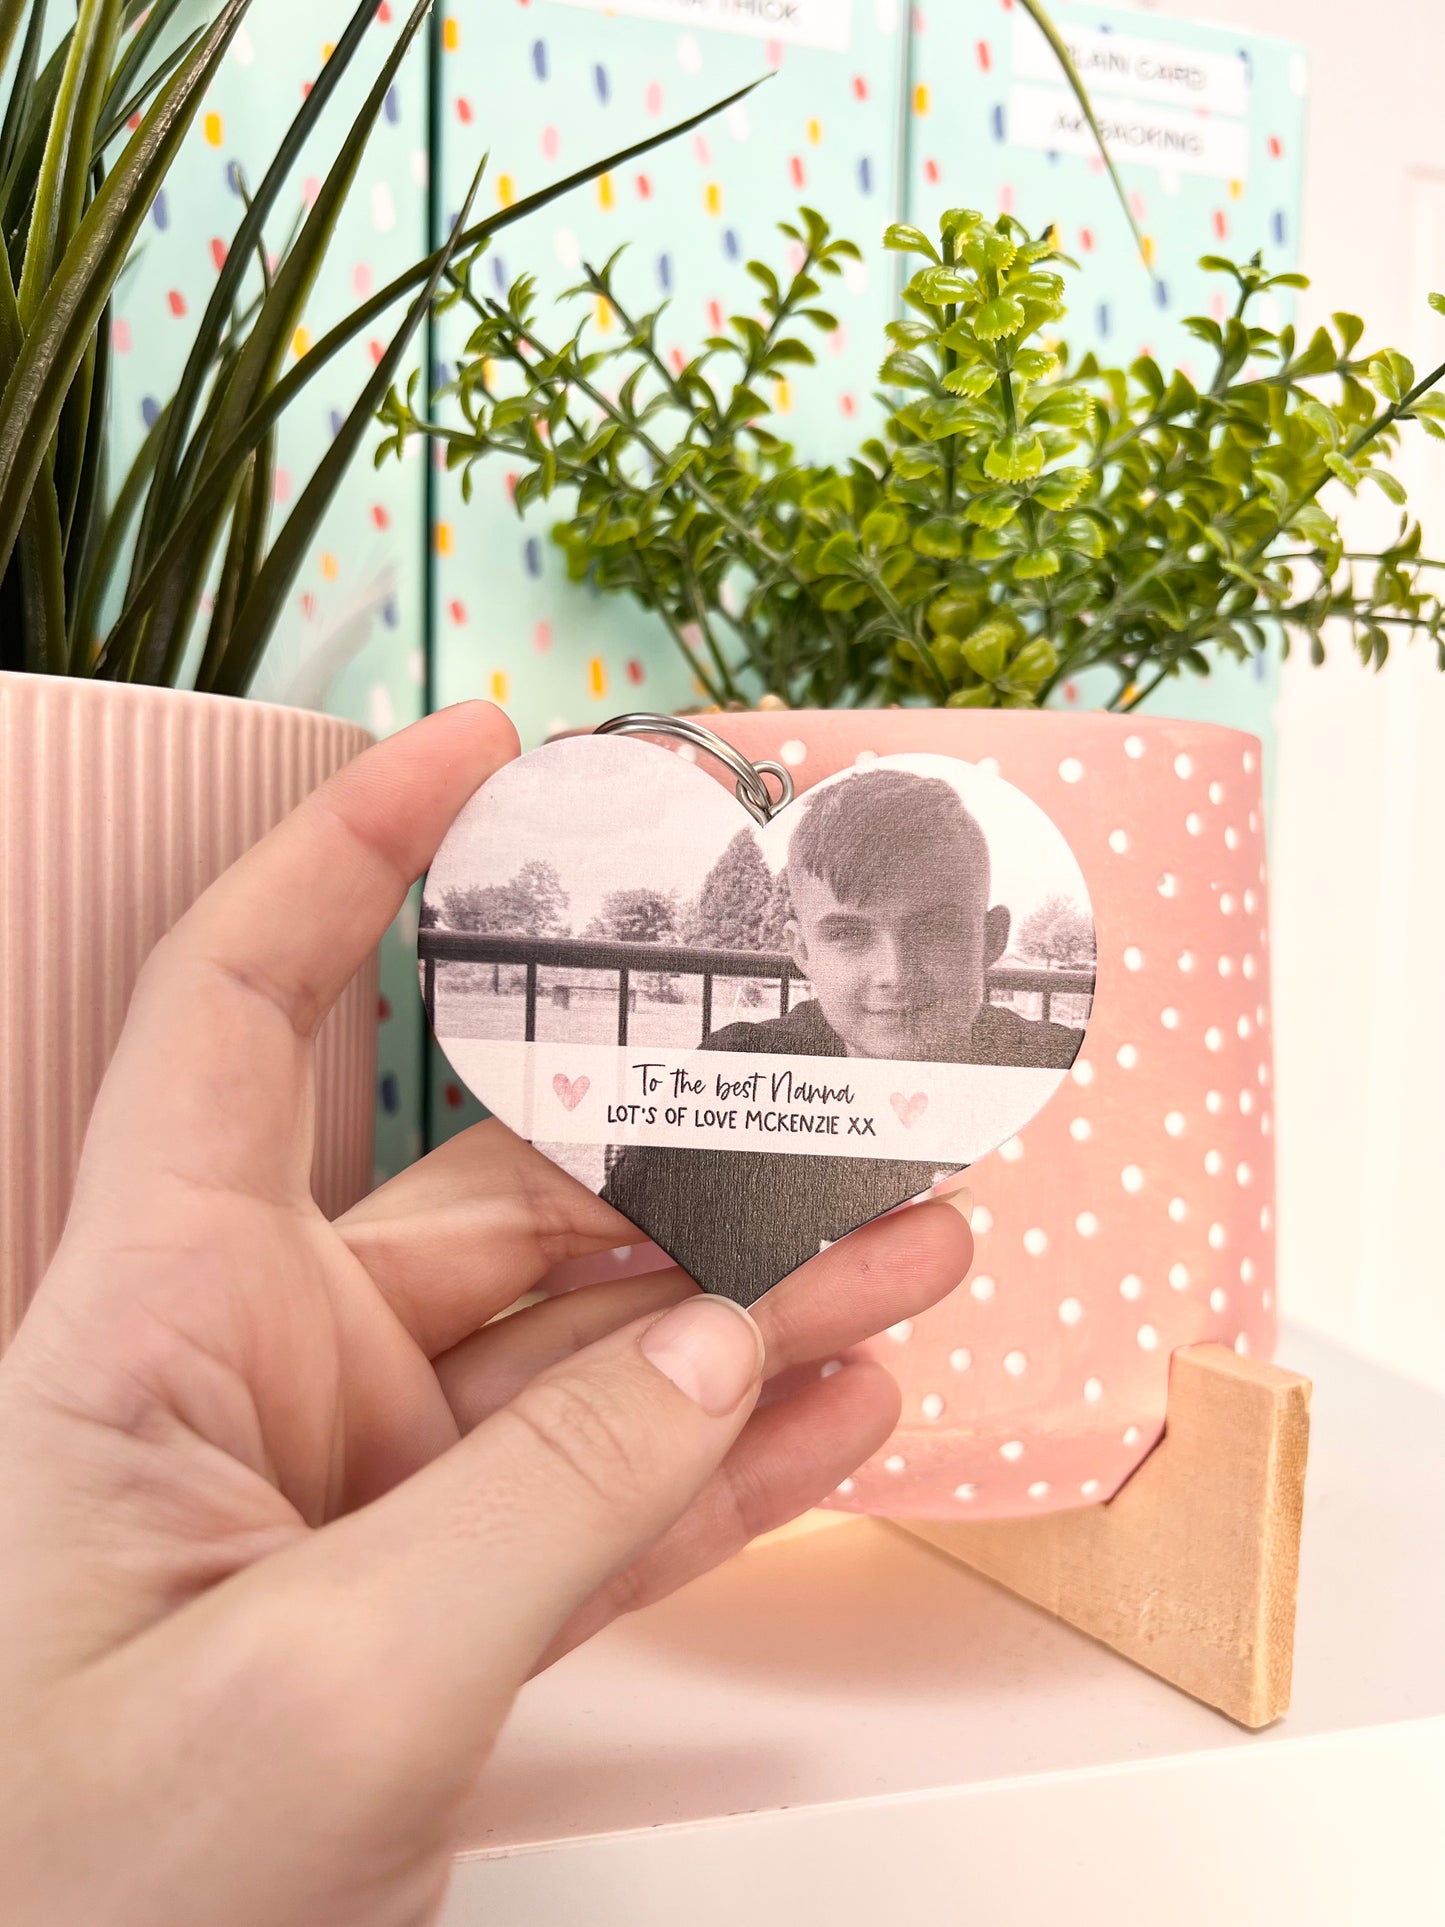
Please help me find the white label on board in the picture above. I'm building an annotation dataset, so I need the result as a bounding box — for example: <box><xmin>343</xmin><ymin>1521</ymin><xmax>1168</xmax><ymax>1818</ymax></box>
<box><xmin>1006</xmin><ymin>83</ymin><xmax>1250</xmax><ymax>182</ymax></box>
<box><xmin>542</xmin><ymin>0</ymin><xmax>854</xmax><ymax>54</ymax></box>
<box><xmin>1012</xmin><ymin>16</ymin><xmax>1251</xmax><ymax>120</ymax></box>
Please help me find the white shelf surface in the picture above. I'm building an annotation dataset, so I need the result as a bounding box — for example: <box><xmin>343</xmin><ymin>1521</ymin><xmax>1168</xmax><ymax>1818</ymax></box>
<box><xmin>441</xmin><ymin>1329</ymin><xmax>1445</xmax><ymax>1925</ymax></box>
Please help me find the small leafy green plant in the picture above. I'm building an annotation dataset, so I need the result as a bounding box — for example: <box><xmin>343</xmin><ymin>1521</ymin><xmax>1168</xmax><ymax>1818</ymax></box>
<box><xmin>385</xmin><ymin>206</ymin><xmax>1445</xmax><ymax>711</ymax></box>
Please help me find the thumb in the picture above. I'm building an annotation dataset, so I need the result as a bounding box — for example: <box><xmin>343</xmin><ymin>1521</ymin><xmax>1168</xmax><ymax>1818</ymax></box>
<box><xmin>276</xmin><ymin>1293</ymin><xmax>764</xmax><ymax>1741</ymax></box>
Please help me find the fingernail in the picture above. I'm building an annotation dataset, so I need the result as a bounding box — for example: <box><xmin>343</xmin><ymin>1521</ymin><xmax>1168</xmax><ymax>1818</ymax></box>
<box><xmin>934</xmin><ymin>1180</ymin><xmax>974</xmax><ymax>1223</ymax></box>
<box><xmin>640</xmin><ymin>1295</ymin><xmax>764</xmax><ymax>1416</ymax></box>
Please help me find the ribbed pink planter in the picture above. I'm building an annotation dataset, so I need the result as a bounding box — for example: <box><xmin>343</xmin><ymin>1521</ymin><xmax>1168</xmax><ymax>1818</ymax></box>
<box><xmin>0</xmin><ymin>672</ymin><xmax>376</xmax><ymax>1343</ymax></box>
<box><xmin>706</xmin><ymin>709</ymin><xmax>1276</xmax><ymax>1519</ymax></box>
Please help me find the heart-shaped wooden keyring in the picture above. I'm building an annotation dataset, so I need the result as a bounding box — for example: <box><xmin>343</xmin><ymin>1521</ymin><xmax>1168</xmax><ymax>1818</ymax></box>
<box><xmin>420</xmin><ymin>717</ymin><xmax>1096</xmax><ymax>1306</ymax></box>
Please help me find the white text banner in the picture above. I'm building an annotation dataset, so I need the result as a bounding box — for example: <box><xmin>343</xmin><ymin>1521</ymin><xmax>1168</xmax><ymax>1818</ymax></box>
<box><xmin>448</xmin><ymin>1038</ymin><xmax>1063</xmax><ymax>1165</ymax></box>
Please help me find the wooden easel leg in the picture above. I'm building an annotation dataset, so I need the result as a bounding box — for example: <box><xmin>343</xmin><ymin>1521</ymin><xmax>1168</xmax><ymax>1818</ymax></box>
<box><xmin>893</xmin><ymin>1343</ymin><xmax>1312</xmax><ymax>1728</ymax></box>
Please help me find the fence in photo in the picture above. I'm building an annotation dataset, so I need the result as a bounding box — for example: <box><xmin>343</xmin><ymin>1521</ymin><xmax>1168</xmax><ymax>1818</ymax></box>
<box><xmin>418</xmin><ymin>931</ymin><xmax>1096</xmax><ymax>1046</ymax></box>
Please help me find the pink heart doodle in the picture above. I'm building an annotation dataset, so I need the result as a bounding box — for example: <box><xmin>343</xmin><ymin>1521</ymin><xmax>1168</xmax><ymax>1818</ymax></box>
<box><xmin>552</xmin><ymin>1073</ymin><xmax>590</xmax><ymax>1112</ymax></box>
<box><xmin>890</xmin><ymin>1091</ymin><xmax>928</xmax><ymax>1129</ymax></box>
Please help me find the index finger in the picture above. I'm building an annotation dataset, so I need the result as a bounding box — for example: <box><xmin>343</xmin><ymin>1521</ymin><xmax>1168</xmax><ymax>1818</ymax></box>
<box><xmin>77</xmin><ymin>701</ymin><xmax>518</xmax><ymax>1208</ymax></box>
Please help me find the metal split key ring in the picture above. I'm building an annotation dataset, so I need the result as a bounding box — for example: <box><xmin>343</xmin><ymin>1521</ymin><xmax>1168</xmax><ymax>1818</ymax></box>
<box><xmin>594</xmin><ymin>712</ymin><xmax>795</xmax><ymax>826</ymax></box>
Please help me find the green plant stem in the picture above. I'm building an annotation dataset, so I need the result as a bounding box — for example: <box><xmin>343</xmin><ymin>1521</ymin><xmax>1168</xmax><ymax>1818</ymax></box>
<box><xmin>1240</xmin><ymin>355</ymin><xmax>1445</xmax><ymax>569</ymax></box>
<box><xmin>1077</xmin><ymin>352</ymin><xmax>1374</xmax><ymax>650</ymax></box>
<box><xmin>1102</xmin><ymin>362</ymin><xmax>1442</xmax><ymax>647</ymax></box>
<box><xmin>1116</xmin><ymin>660</ymin><xmax>1176</xmax><ymax>711</ymax></box>
<box><xmin>857</xmin><ymin>557</ymin><xmax>950</xmax><ymax>698</ymax></box>
<box><xmin>483</xmin><ymin>305</ymin><xmax>807</xmax><ymax>585</ymax></box>
<box><xmin>719</xmin><ymin>230</ymin><xmax>833</xmax><ymax>424</ymax></box>
<box><xmin>575</xmin><ymin>270</ymin><xmax>704</xmax><ymax>427</ymax></box>
<box><xmin>989</xmin><ymin>275</ymin><xmax>1050</xmax><ymax>629</ymax></box>
<box><xmin>1206</xmin><ymin>278</ymin><xmax>1255</xmax><ymax>398</ymax></box>
<box><xmin>1330</xmin><ymin>610</ymin><xmax>1439</xmax><ymax>629</ymax></box>
<box><xmin>667</xmin><ymin>545</ymin><xmax>741</xmax><ymax>701</ymax></box>
<box><xmin>940</xmin><ymin>226</ymin><xmax>959</xmax><ymax>513</ymax></box>
<box><xmin>579</xmin><ymin>244</ymin><xmax>824</xmax><ymax>454</ymax></box>
<box><xmin>415</xmin><ymin>397</ymin><xmax>746</xmax><ymax>701</ymax></box>
<box><xmin>1276</xmin><ymin>550</ymin><xmax>1445</xmax><ymax>569</ymax></box>
<box><xmin>634</xmin><ymin>542</ymin><xmax>731</xmax><ymax>705</ymax></box>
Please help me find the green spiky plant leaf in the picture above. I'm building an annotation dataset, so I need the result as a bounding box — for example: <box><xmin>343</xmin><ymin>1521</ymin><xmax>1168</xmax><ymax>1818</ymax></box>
<box><xmin>0</xmin><ymin>0</ymin><xmax>765</xmax><ymax>692</ymax></box>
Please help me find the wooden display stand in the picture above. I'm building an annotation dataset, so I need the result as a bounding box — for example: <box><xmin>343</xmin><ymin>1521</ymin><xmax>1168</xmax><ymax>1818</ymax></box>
<box><xmin>765</xmin><ymin>1343</ymin><xmax>1312</xmax><ymax>1729</ymax></box>
<box><xmin>447</xmin><ymin>1332</ymin><xmax>1441</xmax><ymax>1923</ymax></box>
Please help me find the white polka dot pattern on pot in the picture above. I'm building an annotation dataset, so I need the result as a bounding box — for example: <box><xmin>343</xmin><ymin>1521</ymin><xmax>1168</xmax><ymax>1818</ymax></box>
<box><xmin>709</xmin><ymin>713</ymin><xmax>1275</xmax><ymax>1525</ymax></box>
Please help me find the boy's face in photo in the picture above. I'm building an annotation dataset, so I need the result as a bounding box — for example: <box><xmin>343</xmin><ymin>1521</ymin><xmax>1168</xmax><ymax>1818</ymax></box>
<box><xmin>786</xmin><ymin>830</ymin><xmax>1011</xmax><ymax>1061</ymax></box>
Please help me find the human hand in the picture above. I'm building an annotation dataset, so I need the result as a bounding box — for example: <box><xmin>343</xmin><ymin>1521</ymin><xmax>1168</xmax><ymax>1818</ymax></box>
<box><xmin>0</xmin><ymin>702</ymin><xmax>972</xmax><ymax>1927</ymax></box>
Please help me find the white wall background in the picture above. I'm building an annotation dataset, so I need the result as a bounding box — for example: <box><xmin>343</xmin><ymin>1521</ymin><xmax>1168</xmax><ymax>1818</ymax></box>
<box><xmin>1135</xmin><ymin>0</ymin><xmax>1445</xmax><ymax>1388</ymax></box>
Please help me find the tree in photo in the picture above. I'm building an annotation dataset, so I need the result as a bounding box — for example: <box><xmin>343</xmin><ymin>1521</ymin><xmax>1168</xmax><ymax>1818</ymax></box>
<box><xmin>1015</xmin><ymin>894</ymin><xmax>1096</xmax><ymax>968</ymax></box>
<box><xmin>511</xmin><ymin>858</ymin><xmax>570</xmax><ymax>937</ymax></box>
<box><xmin>442</xmin><ymin>858</ymin><xmax>570</xmax><ymax>937</ymax></box>
<box><xmin>683</xmin><ymin>829</ymin><xmax>795</xmax><ymax>1011</ymax></box>
<box><xmin>588</xmin><ymin>887</ymin><xmax>680</xmax><ymax>945</ymax></box>
<box><xmin>441</xmin><ymin>860</ymin><xmax>571</xmax><ymax>992</ymax></box>
<box><xmin>759</xmin><ymin>866</ymin><xmax>794</xmax><ymax>954</ymax></box>
<box><xmin>587</xmin><ymin>888</ymin><xmax>683</xmax><ymax>1001</ymax></box>
<box><xmin>688</xmin><ymin>829</ymin><xmax>774</xmax><ymax>951</ymax></box>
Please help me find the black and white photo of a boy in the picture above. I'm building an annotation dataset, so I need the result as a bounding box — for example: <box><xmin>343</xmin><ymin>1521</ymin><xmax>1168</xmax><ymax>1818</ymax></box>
<box><xmin>601</xmin><ymin>767</ymin><xmax>1087</xmax><ymax>1303</ymax></box>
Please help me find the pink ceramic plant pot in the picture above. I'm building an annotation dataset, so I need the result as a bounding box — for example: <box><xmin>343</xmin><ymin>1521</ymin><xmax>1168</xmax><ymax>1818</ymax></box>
<box><xmin>0</xmin><ymin>672</ymin><xmax>377</xmax><ymax>1342</ymax></box>
<box><xmin>697</xmin><ymin>708</ymin><xmax>1276</xmax><ymax>1520</ymax></box>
